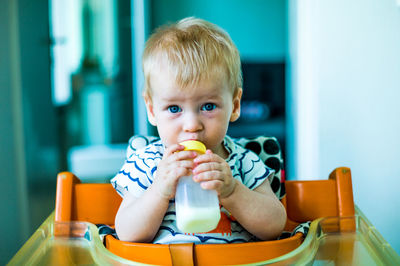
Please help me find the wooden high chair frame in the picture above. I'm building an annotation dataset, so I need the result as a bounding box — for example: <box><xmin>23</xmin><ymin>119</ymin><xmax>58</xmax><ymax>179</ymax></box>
<box><xmin>54</xmin><ymin>167</ymin><xmax>355</xmax><ymax>265</ymax></box>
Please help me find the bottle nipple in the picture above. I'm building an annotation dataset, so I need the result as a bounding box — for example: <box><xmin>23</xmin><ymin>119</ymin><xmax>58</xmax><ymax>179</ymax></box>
<box><xmin>179</xmin><ymin>140</ymin><xmax>206</xmax><ymax>154</ymax></box>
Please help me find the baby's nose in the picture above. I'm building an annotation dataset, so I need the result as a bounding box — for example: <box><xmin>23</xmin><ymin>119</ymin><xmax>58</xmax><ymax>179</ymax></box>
<box><xmin>183</xmin><ymin>115</ymin><xmax>203</xmax><ymax>132</ymax></box>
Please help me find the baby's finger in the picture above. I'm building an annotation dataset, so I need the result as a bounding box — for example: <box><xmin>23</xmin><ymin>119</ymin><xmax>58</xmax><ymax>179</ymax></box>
<box><xmin>172</xmin><ymin>150</ymin><xmax>198</xmax><ymax>161</ymax></box>
<box><xmin>164</xmin><ymin>144</ymin><xmax>185</xmax><ymax>156</ymax></box>
<box><xmin>193</xmin><ymin>170</ymin><xmax>222</xmax><ymax>182</ymax></box>
<box><xmin>173</xmin><ymin>160</ymin><xmax>195</xmax><ymax>169</ymax></box>
<box><xmin>193</xmin><ymin>162</ymin><xmax>221</xmax><ymax>174</ymax></box>
<box><xmin>163</xmin><ymin>149</ymin><xmax>197</xmax><ymax>165</ymax></box>
<box><xmin>193</xmin><ymin>152</ymin><xmax>221</xmax><ymax>164</ymax></box>
<box><xmin>200</xmin><ymin>179</ymin><xmax>223</xmax><ymax>191</ymax></box>
<box><xmin>169</xmin><ymin>167</ymin><xmax>191</xmax><ymax>180</ymax></box>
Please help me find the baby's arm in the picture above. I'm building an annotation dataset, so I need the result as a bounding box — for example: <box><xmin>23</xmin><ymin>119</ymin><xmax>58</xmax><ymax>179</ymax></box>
<box><xmin>115</xmin><ymin>184</ymin><xmax>169</xmax><ymax>242</ymax></box>
<box><xmin>193</xmin><ymin>151</ymin><xmax>286</xmax><ymax>240</ymax></box>
<box><xmin>115</xmin><ymin>144</ymin><xmax>197</xmax><ymax>242</ymax></box>
<box><xmin>219</xmin><ymin>179</ymin><xmax>286</xmax><ymax>240</ymax></box>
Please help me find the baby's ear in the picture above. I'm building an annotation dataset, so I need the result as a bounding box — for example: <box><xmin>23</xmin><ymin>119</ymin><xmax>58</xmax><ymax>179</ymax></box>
<box><xmin>230</xmin><ymin>88</ymin><xmax>242</xmax><ymax>122</ymax></box>
<box><xmin>143</xmin><ymin>92</ymin><xmax>157</xmax><ymax>126</ymax></box>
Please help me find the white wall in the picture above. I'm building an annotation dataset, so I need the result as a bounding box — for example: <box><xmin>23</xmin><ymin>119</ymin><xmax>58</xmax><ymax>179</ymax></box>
<box><xmin>289</xmin><ymin>0</ymin><xmax>400</xmax><ymax>254</ymax></box>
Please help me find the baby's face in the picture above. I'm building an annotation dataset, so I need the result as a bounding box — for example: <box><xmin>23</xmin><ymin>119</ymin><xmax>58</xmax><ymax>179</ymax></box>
<box><xmin>145</xmin><ymin>69</ymin><xmax>241</xmax><ymax>158</ymax></box>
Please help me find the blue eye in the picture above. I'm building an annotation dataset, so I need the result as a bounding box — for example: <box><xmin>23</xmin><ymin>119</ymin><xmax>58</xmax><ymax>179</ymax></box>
<box><xmin>202</xmin><ymin>103</ymin><xmax>216</xmax><ymax>111</ymax></box>
<box><xmin>167</xmin><ymin>105</ymin><xmax>181</xmax><ymax>113</ymax></box>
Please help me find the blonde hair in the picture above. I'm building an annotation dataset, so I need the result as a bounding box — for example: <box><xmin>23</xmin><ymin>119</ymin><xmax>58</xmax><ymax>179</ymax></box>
<box><xmin>142</xmin><ymin>17</ymin><xmax>242</xmax><ymax>95</ymax></box>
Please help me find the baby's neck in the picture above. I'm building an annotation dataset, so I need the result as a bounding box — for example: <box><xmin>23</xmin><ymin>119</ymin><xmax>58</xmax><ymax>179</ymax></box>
<box><xmin>213</xmin><ymin>142</ymin><xmax>229</xmax><ymax>159</ymax></box>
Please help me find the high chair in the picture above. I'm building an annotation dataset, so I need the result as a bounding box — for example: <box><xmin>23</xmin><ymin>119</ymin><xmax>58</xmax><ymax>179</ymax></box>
<box><xmin>9</xmin><ymin>136</ymin><xmax>400</xmax><ymax>265</ymax></box>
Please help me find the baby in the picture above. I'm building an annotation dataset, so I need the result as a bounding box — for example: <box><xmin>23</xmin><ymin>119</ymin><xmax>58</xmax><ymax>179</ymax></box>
<box><xmin>111</xmin><ymin>17</ymin><xmax>286</xmax><ymax>244</ymax></box>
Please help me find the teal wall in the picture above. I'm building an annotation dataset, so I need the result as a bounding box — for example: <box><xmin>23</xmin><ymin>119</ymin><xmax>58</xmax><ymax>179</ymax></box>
<box><xmin>1</xmin><ymin>0</ymin><xmax>59</xmax><ymax>264</ymax></box>
<box><xmin>150</xmin><ymin>0</ymin><xmax>287</xmax><ymax>61</ymax></box>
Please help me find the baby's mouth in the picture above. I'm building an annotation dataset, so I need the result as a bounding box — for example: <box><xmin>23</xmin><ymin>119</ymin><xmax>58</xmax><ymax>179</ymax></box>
<box><xmin>181</xmin><ymin>136</ymin><xmax>201</xmax><ymax>142</ymax></box>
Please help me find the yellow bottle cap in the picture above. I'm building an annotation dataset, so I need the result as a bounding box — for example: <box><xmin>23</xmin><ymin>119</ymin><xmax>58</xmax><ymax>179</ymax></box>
<box><xmin>179</xmin><ymin>140</ymin><xmax>206</xmax><ymax>154</ymax></box>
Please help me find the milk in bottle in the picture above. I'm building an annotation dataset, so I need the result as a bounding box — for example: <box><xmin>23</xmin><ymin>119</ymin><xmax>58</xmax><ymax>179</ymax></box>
<box><xmin>175</xmin><ymin>140</ymin><xmax>221</xmax><ymax>233</ymax></box>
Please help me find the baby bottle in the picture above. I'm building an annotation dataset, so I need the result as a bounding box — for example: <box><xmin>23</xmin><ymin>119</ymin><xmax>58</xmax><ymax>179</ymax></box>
<box><xmin>175</xmin><ymin>140</ymin><xmax>221</xmax><ymax>233</ymax></box>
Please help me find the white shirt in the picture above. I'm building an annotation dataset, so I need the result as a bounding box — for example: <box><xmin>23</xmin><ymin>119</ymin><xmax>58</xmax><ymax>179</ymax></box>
<box><xmin>111</xmin><ymin>135</ymin><xmax>275</xmax><ymax>244</ymax></box>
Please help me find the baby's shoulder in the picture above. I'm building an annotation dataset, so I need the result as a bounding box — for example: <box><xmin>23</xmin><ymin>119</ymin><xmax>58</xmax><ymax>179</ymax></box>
<box><xmin>225</xmin><ymin>135</ymin><xmax>260</xmax><ymax>159</ymax></box>
<box><xmin>126</xmin><ymin>136</ymin><xmax>163</xmax><ymax>159</ymax></box>
<box><xmin>130</xmin><ymin>140</ymin><xmax>164</xmax><ymax>159</ymax></box>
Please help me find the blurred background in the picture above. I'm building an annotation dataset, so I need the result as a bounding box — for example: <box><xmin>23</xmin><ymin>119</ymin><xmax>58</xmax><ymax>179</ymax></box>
<box><xmin>1</xmin><ymin>0</ymin><xmax>400</xmax><ymax>263</ymax></box>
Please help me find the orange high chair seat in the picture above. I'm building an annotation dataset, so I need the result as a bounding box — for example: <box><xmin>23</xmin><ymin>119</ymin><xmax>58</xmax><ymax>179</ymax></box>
<box><xmin>54</xmin><ymin>166</ymin><xmax>355</xmax><ymax>265</ymax></box>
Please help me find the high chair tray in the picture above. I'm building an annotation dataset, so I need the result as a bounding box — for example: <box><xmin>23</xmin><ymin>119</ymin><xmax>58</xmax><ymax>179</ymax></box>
<box><xmin>9</xmin><ymin>207</ymin><xmax>400</xmax><ymax>265</ymax></box>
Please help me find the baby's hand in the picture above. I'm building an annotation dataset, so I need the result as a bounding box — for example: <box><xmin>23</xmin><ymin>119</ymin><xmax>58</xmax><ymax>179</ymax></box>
<box><xmin>192</xmin><ymin>150</ymin><xmax>236</xmax><ymax>199</ymax></box>
<box><xmin>154</xmin><ymin>144</ymin><xmax>197</xmax><ymax>200</ymax></box>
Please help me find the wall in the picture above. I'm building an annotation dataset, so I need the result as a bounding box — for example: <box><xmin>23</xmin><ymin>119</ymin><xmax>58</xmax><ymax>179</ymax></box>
<box><xmin>0</xmin><ymin>1</ymin><xmax>30</xmax><ymax>263</ymax></box>
<box><xmin>0</xmin><ymin>0</ymin><xmax>59</xmax><ymax>263</ymax></box>
<box><xmin>151</xmin><ymin>0</ymin><xmax>287</xmax><ymax>61</ymax></box>
<box><xmin>289</xmin><ymin>0</ymin><xmax>400</xmax><ymax>254</ymax></box>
